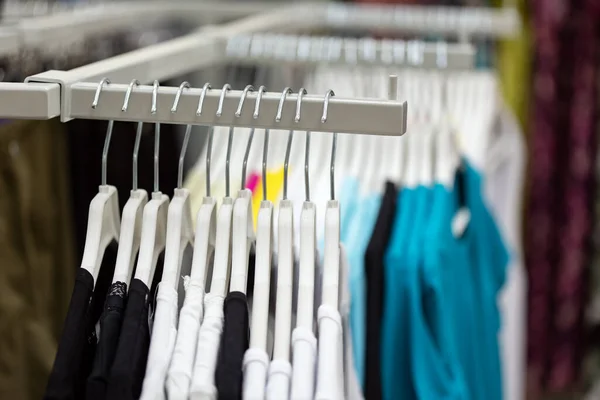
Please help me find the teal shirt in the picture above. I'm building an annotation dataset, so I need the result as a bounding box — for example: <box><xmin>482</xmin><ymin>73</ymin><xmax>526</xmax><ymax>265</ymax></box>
<box><xmin>382</xmin><ymin>187</ymin><xmax>416</xmax><ymax>400</ymax></box>
<box><xmin>462</xmin><ymin>161</ymin><xmax>510</xmax><ymax>400</ymax></box>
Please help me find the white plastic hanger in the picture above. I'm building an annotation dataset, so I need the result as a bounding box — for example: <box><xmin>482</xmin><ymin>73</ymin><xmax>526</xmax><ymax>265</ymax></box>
<box><xmin>111</xmin><ymin>79</ymin><xmax>148</xmax><ymax>286</ymax></box>
<box><xmin>160</xmin><ymin>82</ymin><xmax>195</xmax><ymax>290</ymax></box>
<box><xmin>133</xmin><ymin>80</ymin><xmax>170</xmax><ymax>288</ymax></box>
<box><xmin>82</xmin><ymin>77</ymin><xmax>121</xmax><ymax>285</ymax></box>
<box><xmin>267</xmin><ymin>88</ymin><xmax>297</xmax><ymax>400</ymax></box>
<box><xmin>321</xmin><ymin>90</ymin><xmax>341</xmax><ymax>310</ymax></box>
<box><xmin>291</xmin><ymin>89</ymin><xmax>319</xmax><ymax>400</ymax></box>
<box><xmin>244</xmin><ymin>86</ymin><xmax>275</xmax><ymax>400</ymax></box>
<box><xmin>230</xmin><ymin>85</ymin><xmax>257</xmax><ymax>295</ymax></box>
<box><xmin>273</xmin><ymin>87</ymin><xmax>296</xmax><ymax>363</ymax></box>
<box><xmin>206</xmin><ymin>86</ymin><xmax>236</xmax><ymax>298</ymax></box>
<box><xmin>189</xmin><ymin>83</ymin><xmax>217</xmax><ymax>286</ymax></box>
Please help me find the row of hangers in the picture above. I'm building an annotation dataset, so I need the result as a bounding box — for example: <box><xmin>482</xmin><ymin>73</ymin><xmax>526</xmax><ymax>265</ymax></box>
<box><xmin>84</xmin><ymin>77</ymin><xmax>344</xmax><ymax>390</ymax></box>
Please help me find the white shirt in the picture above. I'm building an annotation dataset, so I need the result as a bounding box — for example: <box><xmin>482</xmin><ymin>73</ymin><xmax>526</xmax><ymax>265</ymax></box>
<box><xmin>166</xmin><ymin>277</ymin><xmax>206</xmax><ymax>400</ymax></box>
<box><xmin>190</xmin><ymin>293</ymin><xmax>225</xmax><ymax>400</ymax></box>
<box><xmin>290</xmin><ymin>326</ymin><xmax>317</xmax><ymax>400</ymax></box>
<box><xmin>266</xmin><ymin>359</ymin><xmax>293</xmax><ymax>400</ymax></box>
<box><xmin>140</xmin><ymin>284</ymin><xmax>179</xmax><ymax>400</ymax></box>
<box><xmin>242</xmin><ymin>348</ymin><xmax>270</xmax><ymax>400</ymax></box>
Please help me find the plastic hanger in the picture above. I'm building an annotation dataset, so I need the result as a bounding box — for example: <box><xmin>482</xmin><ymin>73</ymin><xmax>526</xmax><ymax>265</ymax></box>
<box><xmin>291</xmin><ymin>89</ymin><xmax>318</xmax><ymax>399</ymax></box>
<box><xmin>189</xmin><ymin>83</ymin><xmax>217</xmax><ymax>286</ymax></box>
<box><xmin>230</xmin><ymin>85</ymin><xmax>257</xmax><ymax>294</ymax></box>
<box><xmin>244</xmin><ymin>86</ymin><xmax>274</xmax><ymax>400</ymax></box>
<box><xmin>321</xmin><ymin>90</ymin><xmax>341</xmax><ymax>309</ymax></box>
<box><xmin>133</xmin><ymin>80</ymin><xmax>170</xmax><ymax>288</ymax></box>
<box><xmin>206</xmin><ymin>86</ymin><xmax>236</xmax><ymax>298</ymax></box>
<box><xmin>273</xmin><ymin>87</ymin><xmax>296</xmax><ymax>363</ymax></box>
<box><xmin>160</xmin><ymin>81</ymin><xmax>195</xmax><ymax>290</ymax></box>
<box><xmin>112</xmin><ymin>79</ymin><xmax>148</xmax><ymax>286</ymax></box>
<box><xmin>82</xmin><ymin>77</ymin><xmax>121</xmax><ymax>285</ymax></box>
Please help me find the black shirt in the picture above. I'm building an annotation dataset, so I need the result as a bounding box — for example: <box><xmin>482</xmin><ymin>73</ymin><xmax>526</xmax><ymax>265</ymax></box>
<box><xmin>44</xmin><ymin>244</ymin><xmax>117</xmax><ymax>400</ymax></box>
<box><xmin>86</xmin><ymin>281</ymin><xmax>128</xmax><ymax>400</ymax></box>
<box><xmin>364</xmin><ymin>181</ymin><xmax>397</xmax><ymax>400</ymax></box>
<box><xmin>105</xmin><ymin>279</ymin><xmax>151</xmax><ymax>400</ymax></box>
<box><xmin>215</xmin><ymin>291</ymin><xmax>250</xmax><ymax>400</ymax></box>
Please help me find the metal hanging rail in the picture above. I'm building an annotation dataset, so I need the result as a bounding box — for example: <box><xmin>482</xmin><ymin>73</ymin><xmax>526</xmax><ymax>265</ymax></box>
<box><xmin>68</xmin><ymin>82</ymin><xmax>408</xmax><ymax>137</ymax></box>
<box><xmin>226</xmin><ymin>34</ymin><xmax>475</xmax><ymax>70</ymax></box>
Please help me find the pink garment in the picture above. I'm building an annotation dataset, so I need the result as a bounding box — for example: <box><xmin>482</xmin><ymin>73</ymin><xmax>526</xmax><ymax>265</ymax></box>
<box><xmin>246</xmin><ymin>173</ymin><xmax>260</xmax><ymax>194</ymax></box>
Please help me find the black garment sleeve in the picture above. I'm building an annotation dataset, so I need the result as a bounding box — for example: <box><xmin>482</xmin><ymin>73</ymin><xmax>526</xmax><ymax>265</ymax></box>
<box><xmin>364</xmin><ymin>181</ymin><xmax>398</xmax><ymax>400</ymax></box>
<box><xmin>86</xmin><ymin>282</ymin><xmax>127</xmax><ymax>400</ymax></box>
<box><xmin>44</xmin><ymin>269</ymin><xmax>94</xmax><ymax>400</ymax></box>
<box><xmin>106</xmin><ymin>279</ymin><xmax>150</xmax><ymax>400</ymax></box>
<box><xmin>215</xmin><ymin>291</ymin><xmax>250</xmax><ymax>400</ymax></box>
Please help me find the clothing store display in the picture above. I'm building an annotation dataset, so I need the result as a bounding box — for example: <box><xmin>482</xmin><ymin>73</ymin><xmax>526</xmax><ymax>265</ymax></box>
<box><xmin>216</xmin><ymin>291</ymin><xmax>250</xmax><ymax>400</ymax></box>
<box><xmin>44</xmin><ymin>244</ymin><xmax>117</xmax><ymax>400</ymax></box>
<box><xmin>364</xmin><ymin>181</ymin><xmax>397</xmax><ymax>400</ymax></box>
<box><xmin>0</xmin><ymin>119</ymin><xmax>76</xmax><ymax>400</ymax></box>
<box><xmin>86</xmin><ymin>281</ymin><xmax>128</xmax><ymax>400</ymax></box>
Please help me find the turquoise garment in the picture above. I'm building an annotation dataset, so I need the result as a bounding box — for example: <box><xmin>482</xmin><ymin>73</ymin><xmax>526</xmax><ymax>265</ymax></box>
<box><xmin>461</xmin><ymin>161</ymin><xmax>510</xmax><ymax>400</ymax></box>
<box><xmin>339</xmin><ymin>177</ymin><xmax>361</xmax><ymax>242</ymax></box>
<box><xmin>345</xmin><ymin>194</ymin><xmax>382</xmax><ymax>388</ymax></box>
<box><xmin>382</xmin><ymin>187</ymin><xmax>416</xmax><ymax>400</ymax></box>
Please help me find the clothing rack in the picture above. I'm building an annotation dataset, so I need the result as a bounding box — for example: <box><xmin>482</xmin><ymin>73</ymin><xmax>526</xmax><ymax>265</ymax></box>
<box><xmin>0</xmin><ymin>1</ymin><xmax>516</xmax><ymax>124</ymax></box>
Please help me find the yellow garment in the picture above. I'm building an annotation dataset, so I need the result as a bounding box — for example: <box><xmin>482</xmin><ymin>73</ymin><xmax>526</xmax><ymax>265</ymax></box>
<box><xmin>495</xmin><ymin>0</ymin><xmax>532</xmax><ymax>130</ymax></box>
<box><xmin>252</xmin><ymin>168</ymin><xmax>285</xmax><ymax>228</ymax></box>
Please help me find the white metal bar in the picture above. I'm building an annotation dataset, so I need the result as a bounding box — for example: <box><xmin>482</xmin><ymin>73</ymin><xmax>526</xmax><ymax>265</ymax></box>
<box><xmin>323</xmin><ymin>3</ymin><xmax>520</xmax><ymax>38</ymax></box>
<box><xmin>226</xmin><ymin>34</ymin><xmax>475</xmax><ymax>70</ymax></box>
<box><xmin>0</xmin><ymin>82</ymin><xmax>60</xmax><ymax>119</ymax></box>
<box><xmin>68</xmin><ymin>82</ymin><xmax>408</xmax><ymax>137</ymax></box>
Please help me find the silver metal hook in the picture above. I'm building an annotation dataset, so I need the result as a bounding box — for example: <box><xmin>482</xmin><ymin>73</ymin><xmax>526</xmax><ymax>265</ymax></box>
<box><xmin>254</xmin><ymin>86</ymin><xmax>268</xmax><ymax>201</ymax></box>
<box><xmin>151</xmin><ymin>80</ymin><xmax>159</xmax><ymax>114</ymax></box>
<box><xmin>276</xmin><ymin>87</ymin><xmax>293</xmax><ymax>122</ymax></box>
<box><xmin>322</xmin><ymin>90</ymin><xmax>336</xmax><ymax>200</ymax></box>
<box><xmin>237</xmin><ymin>85</ymin><xmax>255</xmax><ymax>189</ymax></box>
<box><xmin>92</xmin><ymin>77</ymin><xmax>110</xmax><ymax>109</ymax></box>
<box><xmin>172</xmin><ymin>81</ymin><xmax>192</xmax><ymax>189</ymax></box>
<box><xmin>295</xmin><ymin>88</ymin><xmax>310</xmax><ymax>201</ymax></box>
<box><xmin>196</xmin><ymin>83</ymin><xmax>213</xmax><ymax>196</ymax></box>
<box><xmin>171</xmin><ymin>81</ymin><xmax>190</xmax><ymax>113</ymax></box>
<box><xmin>152</xmin><ymin>81</ymin><xmax>161</xmax><ymax>192</ymax></box>
<box><xmin>121</xmin><ymin>79</ymin><xmax>139</xmax><ymax>112</ymax></box>
<box><xmin>217</xmin><ymin>84</ymin><xmax>234</xmax><ymax>197</ymax></box>
<box><xmin>93</xmin><ymin>78</ymin><xmax>113</xmax><ymax>186</ymax></box>
<box><xmin>196</xmin><ymin>83</ymin><xmax>212</xmax><ymax>116</ymax></box>
<box><xmin>122</xmin><ymin>79</ymin><xmax>143</xmax><ymax>190</ymax></box>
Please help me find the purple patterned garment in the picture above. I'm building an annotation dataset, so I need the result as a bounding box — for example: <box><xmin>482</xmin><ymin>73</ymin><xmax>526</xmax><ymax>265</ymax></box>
<box><xmin>527</xmin><ymin>1</ymin><xmax>599</xmax><ymax>398</ymax></box>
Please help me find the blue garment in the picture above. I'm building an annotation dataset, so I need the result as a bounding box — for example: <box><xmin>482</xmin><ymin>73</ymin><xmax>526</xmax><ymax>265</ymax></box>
<box><xmin>461</xmin><ymin>161</ymin><xmax>510</xmax><ymax>400</ymax></box>
<box><xmin>339</xmin><ymin>177</ymin><xmax>361</xmax><ymax>242</ymax></box>
<box><xmin>382</xmin><ymin>187</ymin><xmax>416</xmax><ymax>400</ymax></box>
<box><xmin>345</xmin><ymin>194</ymin><xmax>381</xmax><ymax>388</ymax></box>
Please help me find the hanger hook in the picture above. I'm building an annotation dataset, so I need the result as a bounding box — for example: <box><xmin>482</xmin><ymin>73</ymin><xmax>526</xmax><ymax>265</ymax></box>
<box><xmin>93</xmin><ymin>78</ymin><xmax>114</xmax><ymax>187</ymax></box>
<box><xmin>322</xmin><ymin>89</ymin><xmax>336</xmax><ymax>200</ymax></box>
<box><xmin>254</xmin><ymin>86</ymin><xmax>269</xmax><ymax>201</ymax></box>
<box><xmin>151</xmin><ymin>80</ymin><xmax>161</xmax><ymax>192</ymax></box>
<box><xmin>172</xmin><ymin>81</ymin><xmax>192</xmax><ymax>189</ymax></box>
<box><xmin>122</xmin><ymin>79</ymin><xmax>143</xmax><ymax>191</ymax></box>
<box><xmin>217</xmin><ymin>84</ymin><xmax>233</xmax><ymax>197</ymax></box>
<box><xmin>151</xmin><ymin>80</ymin><xmax>159</xmax><ymax>115</ymax></box>
<box><xmin>295</xmin><ymin>88</ymin><xmax>310</xmax><ymax>201</ymax></box>
<box><xmin>196</xmin><ymin>82</ymin><xmax>212</xmax><ymax>116</ymax></box>
<box><xmin>121</xmin><ymin>79</ymin><xmax>139</xmax><ymax>112</ymax></box>
<box><xmin>276</xmin><ymin>87</ymin><xmax>293</xmax><ymax>122</ymax></box>
<box><xmin>196</xmin><ymin>83</ymin><xmax>213</xmax><ymax>196</ymax></box>
<box><xmin>92</xmin><ymin>77</ymin><xmax>110</xmax><ymax>109</ymax></box>
<box><xmin>237</xmin><ymin>85</ymin><xmax>255</xmax><ymax>189</ymax></box>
